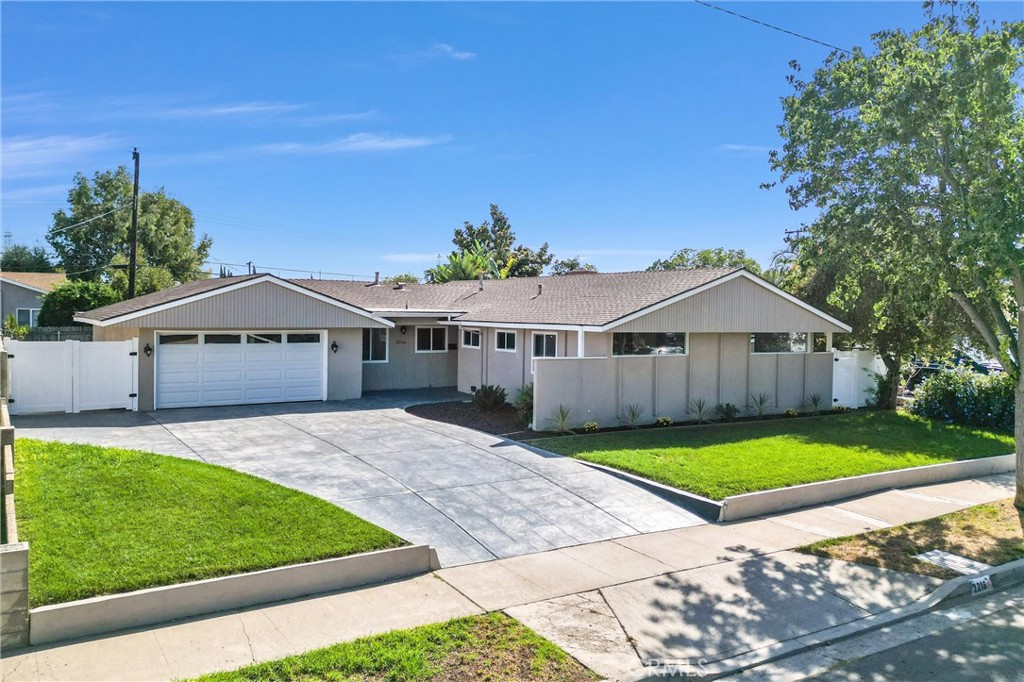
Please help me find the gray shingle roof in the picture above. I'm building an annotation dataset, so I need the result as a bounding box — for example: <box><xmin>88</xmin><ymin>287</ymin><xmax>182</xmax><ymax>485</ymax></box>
<box><xmin>80</xmin><ymin>268</ymin><xmax>743</xmax><ymax>326</ymax></box>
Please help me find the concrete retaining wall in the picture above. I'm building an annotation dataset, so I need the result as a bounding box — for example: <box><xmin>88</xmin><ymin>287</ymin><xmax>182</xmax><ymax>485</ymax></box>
<box><xmin>30</xmin><ymin>543</ymin><xmax>436</xmax><ymax>646</ymax></box>
<box><xmin>719</xmin><ymin>454</ymin><xmax>1016</xmax><ymax>521</ymax></box>
<box><xmin>0</xmin><ymin>542</ymin><xmax>29</xmax><ymax>650</ymax></box>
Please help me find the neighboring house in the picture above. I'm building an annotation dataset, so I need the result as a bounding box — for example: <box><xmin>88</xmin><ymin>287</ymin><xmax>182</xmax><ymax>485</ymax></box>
<box><xmin>0</xmin><ymin>272</ymin><xmax>67</xmax><ymax>327</ymax></box>
<box><xmin>75</xmin><ymin>268</ymin><xmax>851</xmax><ymax>425</ymax></box>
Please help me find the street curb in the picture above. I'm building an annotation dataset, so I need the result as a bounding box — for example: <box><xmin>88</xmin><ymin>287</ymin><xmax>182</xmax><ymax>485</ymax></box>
<box><xmin>622</xmin><ymin>558</ymin><xmax>1024</xmax><ymax>681</ymax></box>
<box><xmin>573</xmin><ymin>460</ymin><xmax>723</xmax><ymax>521</ymax></box>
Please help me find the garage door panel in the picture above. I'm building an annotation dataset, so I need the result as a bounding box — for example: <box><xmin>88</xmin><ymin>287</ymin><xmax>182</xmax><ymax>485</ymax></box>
<box><xmin>156</xmin><ymin>331</ymin><xmax>326</xmax><ymax>409</ymax></box>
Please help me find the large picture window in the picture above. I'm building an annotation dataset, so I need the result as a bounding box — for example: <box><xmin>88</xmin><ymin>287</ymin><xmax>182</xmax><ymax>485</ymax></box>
<box><xmin>612</xmin><ymin>332</ymin><xmax>687</xmax><ymax>356</ymax></box>
<box><xmin>416</xmin><ymin>326</ymin><xmax>447</xmax><ymax>353</ymax></box>
<box><xmin>751</xmin><ymin>332</ymin><xmax>808</xmax><ymax>353</ymax></box>
<box><xmin>362</xmin><ymin>328</ymin><xmax>388</xmax><ymax>362</ymax></box>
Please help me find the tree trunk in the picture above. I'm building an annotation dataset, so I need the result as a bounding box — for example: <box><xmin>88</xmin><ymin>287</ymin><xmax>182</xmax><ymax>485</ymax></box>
<box><xmin>879</xmin><ymin>354</ymin><xmax>901</xmax><ymax>410</ymax></box>
<box><xmin>1017</xmin><ymin>363</ymin><xmax>1024</xmax><ymax>509</ymax></box>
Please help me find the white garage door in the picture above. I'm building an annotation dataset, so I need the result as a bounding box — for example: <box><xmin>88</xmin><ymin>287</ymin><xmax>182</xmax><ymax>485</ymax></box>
<box><xmin>155</xmin><ymin>331</ymin><xmax>326</xmax><ymax>409</ymax></box>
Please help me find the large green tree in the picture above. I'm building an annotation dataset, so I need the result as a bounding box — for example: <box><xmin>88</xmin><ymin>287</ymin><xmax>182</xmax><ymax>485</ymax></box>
<box><xmin>1</xmin><ymin>244</ymin><xmax>56</xmax><ymax>272</ymax></box>
<box><xmin>39</xmin><ymin>280</ymin><xmax>120</xmax><ymax>327</ymax></box>
<box><xmin>550</xmin><ymin>256</ymin><xmax>597</xmax><ymax>275</ymax></box>
<box><xmin>47</xmin><ymin>167</ymin><xmax>212</xmax><ymax>287</ymax></box>
<box><xmin>452</xmin><ymin>204</ymin><xmax>552</xmax><ymax>278</ymax></box>
<box><xmin>425</xmin><ymin>241</ymin><xmax>511</xmax><ymax>284</ymax></box>
<box><xmin>770</xmin><ymin>2</ymin><xmax>1023</xmax><ymax>505</ymax></box>
<box><xmin>648</xmin><ymin>247</ymin><xmax>762</xmax><ymax>274</ymax></box>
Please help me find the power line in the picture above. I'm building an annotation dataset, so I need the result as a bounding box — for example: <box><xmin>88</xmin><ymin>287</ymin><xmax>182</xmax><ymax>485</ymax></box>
<box><xmin>45</xmin><ymin>205</ymin><xmax>131</xmax><ymax>237</ymax></box>
<box><xmin>203</xmin><ymin>259</ymin><xmax>372</xmax><ymax>280</ymax></box>
<box><xmin>693</xmin><ymin>0</ymin><xmax>852</xmax><ymax>55</ymax></box>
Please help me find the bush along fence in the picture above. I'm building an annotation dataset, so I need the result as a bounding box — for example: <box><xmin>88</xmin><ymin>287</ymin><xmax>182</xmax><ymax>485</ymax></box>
<box><xmin>910</xmin><ymin>366</ymin><xmax>1013</xmax><ymax>432</ymax></box>
<box><xmin>0</xmin><ymin>340</ymin><xmax>30</xmax><ymax>650</ymax></box>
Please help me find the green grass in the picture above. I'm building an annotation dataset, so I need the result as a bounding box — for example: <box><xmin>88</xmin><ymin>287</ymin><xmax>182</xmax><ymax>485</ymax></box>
<box><xmin>191</xmin><ymin>613</ymin><xmax>597</xmax><ymax>682</ymax></box>
<box><xmin>531</xmin><ymin>411</ymin><xmax>1013</xmax><ymax>500</ymax></box>
<box><xmin>15</xmin><ymin>439</ymin><xmax>406</xmax><ymax>607</ymax></box>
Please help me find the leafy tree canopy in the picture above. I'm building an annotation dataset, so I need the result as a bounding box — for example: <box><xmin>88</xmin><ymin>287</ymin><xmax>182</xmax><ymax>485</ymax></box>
<box><xmin>383</xmin><ymin>273</ymin><xmax>420</xmax><ymax>284</ymax></box>
<box><xmin>769</xmin><ymin>0</ymin><xmax>1023</xmax><ymax>503</ymax></box>
<box><xmin>550</xmin><ymin>256</ymin><xmax>597</xmax><ymax>275</ymax></box>
<box><xmin>648</xmin><ymin>247</ymin><xmax>762</xmax><ymax>274</ymax></box>
<box><xmin>47</xmin><ymin>167</ymin><xmax>212</xmax><ymax>287</ymax></box>
<box><xmin>425</xmin><ymin>241</ymin><xmax>512</xmax><ymax>284</ymax></box>
<box><xmin>1</xmin><ymin>244</ymin><xmax>56</xmax><ymax>272</ymax></box>
<box><xmin>451</xmin><ymin>204</ymin><xmax>552</xmax><ymax>278</ymax></box>
<box><xmin>39</xmin><ymin>280</ymin><xmax>120</xmax><ymax>327</ymax></box>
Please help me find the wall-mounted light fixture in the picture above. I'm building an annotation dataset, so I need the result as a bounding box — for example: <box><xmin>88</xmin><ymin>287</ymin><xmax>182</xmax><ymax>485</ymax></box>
<box><xmin>144</xmin><ymin>343</ymin><xmax>153</xmax><ymax>357</ymax></box>
<box><xmin>400</xmin><ymin>325</ymin><xmax>407</xmax><ymax>335</ymax></box>
<box><xmin>330</xmin><ymin>341</ymin><xmax>339</xmax><ymax>353</ymax></box>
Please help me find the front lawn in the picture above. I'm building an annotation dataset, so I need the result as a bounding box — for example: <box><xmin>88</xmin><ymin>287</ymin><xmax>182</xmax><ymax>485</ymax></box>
<box><xmin>531</xmin><ymin>412</ymin><xmax>1013</xmax><ymax>500</ymax></box>
<box><xmin>15</xmin><ymin>439</ymin><xmax>405</xmax><ymax>606</ymax></box>
<box><xmin>192</xmin><ymin>613</ymin><xmax>597</xmax><ymax>682</ymax></box>
<box><xmin>798</xmin><ymin>498</ymin><xmax>1024</xmax><ymax>579</ymax></box>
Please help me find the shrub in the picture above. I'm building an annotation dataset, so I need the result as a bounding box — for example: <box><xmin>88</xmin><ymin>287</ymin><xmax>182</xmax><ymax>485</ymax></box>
<box><xmin>2</xmin><ymin>313</ymin><xmax>29</xmax><ymax>340</ymax></box>
<box><xmin>749</xmin><ymin>391</ymin><xmax>772</xmax><ymax>419</ymax></box>
<box><xmin>690</xmin><ymin>397</ymin><xmax>710</xmax><ymax>424</ymax></box>
<box><xmin>39</xmin><ymin>280</ymin><xmax>120</xmax><ymax>327</ymax></box>
<box><xmin>547</xmin><ymin>405</ymin><xmax>574</xmax><ymax>434</ymax></box>
<box><xmin>655</xmin><ymin>416</ymin><xmax>673</xmax><ymax>427</ymax></box>
<box><xmin>620</xmin><ymin>404</ymin><xmax>644</xmax><ymax>429</ymax></box>
<box><xmin>715</xmin><ymin>402</ymin><xmax>740</xmax><ymax>422</ymax></box>
<box><xmin>784</xmin><ymin>408</ymin><xmax>800</xmax><ymax>418</ymax></box>
<box><xmin>583</xmin><ymin>421</ymin><xmax>599</xmax><ymax>433</ymax></box>
<box><xmin>472</xmin><ymin>384</ymin><xmax>508</xmax><ymax>412</ymax></box>
<box><xmin>911</xmin><ymin>367</ymin><xmax>1013</xmax><ymax>432</ymax></box>
<box><xmin>832</xmin><ymin>405</ymin><xmax>851</xmax><ymax>414</ymax></box>
<box><xmin>514</xmin><ymin>383</ymin><xmax>534</xmax><ymax>423</ymax></box>
<box><xmin>805</xmin><ymin>393</ymin><xmax>825</xmax><ymax>415</ymax></box>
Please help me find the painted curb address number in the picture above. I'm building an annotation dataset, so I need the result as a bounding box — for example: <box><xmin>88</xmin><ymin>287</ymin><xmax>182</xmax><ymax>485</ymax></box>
<box><xmin>969</xmin><ymin>575</ymin><xmax>993</xmax><ymax>596</ymax></box>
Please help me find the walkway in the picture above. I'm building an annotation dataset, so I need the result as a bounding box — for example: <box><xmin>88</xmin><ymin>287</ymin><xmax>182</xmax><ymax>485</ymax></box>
<box><xmin>12</xmin><ymin>390</ymin><xmax>704</xmax><ymax>567</ymax></box>
<box><xmin>0</xmin><ymin>472</ymin><xmax>1013</xmax><ymax>682</ymax></box>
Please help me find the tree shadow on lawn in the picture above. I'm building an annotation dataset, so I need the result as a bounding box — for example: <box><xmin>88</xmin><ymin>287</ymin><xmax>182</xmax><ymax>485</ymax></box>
<box><xmin>551</xmin><ymin>412</ymin><xmax>1012</xmax><ymax>462</ymax></box>
<box><xmin>605</xmin><ymin>545</ymin><xmax>943</xmax><ymax>669</ymax></box>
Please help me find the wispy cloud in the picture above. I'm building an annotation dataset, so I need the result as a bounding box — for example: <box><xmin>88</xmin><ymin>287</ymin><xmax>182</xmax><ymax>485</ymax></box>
<box><xmin>155</xmin><ymin>101</ymin><xmax>306</xmax><ymax>119</ymax></box>
<box><xmin>433</xmin><ymin>43</ymin><xmax>476</xmax><ymax>60</ymax></box>
<box><xmin>381</xmin><ymin>252</ymin><xmax>440</xmax><ymax>264</ymax></box>
<box><xmin>255</xmin><ymin>133</ymin><xmax>452</xmax><ymax>155</ymax></box>
<box><xmin>718</xmin><ymin>143</ymin><xmax>773</xmax><ymax>154</ymax></box>
<box><xmin>1</xmin><ymin>134</ymin><xmax>121</xmax><ymax>178</ymax></box>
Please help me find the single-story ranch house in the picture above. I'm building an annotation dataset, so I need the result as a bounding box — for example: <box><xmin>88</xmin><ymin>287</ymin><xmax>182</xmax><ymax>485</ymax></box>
<box><xmin>76</xmin><ymin>267</ymin><xmax>851</xmax><ymax>427</ymax></box>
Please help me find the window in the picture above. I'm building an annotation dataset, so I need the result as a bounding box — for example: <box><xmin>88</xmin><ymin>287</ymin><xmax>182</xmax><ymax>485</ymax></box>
<box><xmin>248</xmin><ymin>333</ymin><xmax>282</xmax><ymax>344</ymax></box>
<box><xmin>495</xmin><ymin>330</ymin><xmax>517</xmax><ymax>352</ymax></box>
<box><xmin>287</xmin><ymin>333</ymin><xmax>320</xmax><ymax>344</ymax></box>
<box><xmin>750</xmin><ymin>332</ymin><xmax>808</xmax><ymax>353</ymax></box>
<box><xmin>416</xmin><ymin>326</ymin><xmax>447</xmax><ymax>353</ymax></box>
<box><xmin>533</xmin><ymin>333</ymin><xmax>557</xmax><ymax>358</ymax></box>
<box><xmin>612</xmin><ymin>332</ymin><xmax>687</xmax><ymax>356</ymax></box>
<box><xmin>813</xmin><ymin>333</ymin><xmax>828</xmax><ymax>353</ymax></box>
<box><xmin>16</xmin><ymin>309</ymin><xmax>40</xmax><ymax>328</ymax></box>
<box><xmin>831</xmin><ymin>333</ymin><xmax>855</xmax><ymax>351</ymax></box>
<box><xmin>362</xmin><ymin>328</ymin><xmax>388</xmax><ymax>362</ymax></box>
<box><xmin>205</xmin><ymin>334</ymin><xmax>241</xmax><ymax>344</ymax></box>
<box><xmin>462</xmin><ymin>328</ymin><xmax>481</xmax><ymax>348</ymax></box>
<box><xmin>159</xmin><ymin>334</ymin><xmax>198</xmax><ymax>345</ymax></box>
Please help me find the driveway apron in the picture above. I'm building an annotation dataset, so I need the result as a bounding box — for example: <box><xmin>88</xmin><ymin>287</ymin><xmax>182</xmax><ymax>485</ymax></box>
<box><xmin>14</xmin><ymin>392</ymin><xmax>705</xmax><ymax>566</ymax></box>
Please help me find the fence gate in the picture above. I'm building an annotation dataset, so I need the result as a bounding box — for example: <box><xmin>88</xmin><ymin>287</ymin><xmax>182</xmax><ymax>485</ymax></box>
<box><xmin>833</xmin><ymin>350</ymin><xmax>885</xmax><ymax>408</ymax></box>
<box><xmin>6</xmin><ymin>339</ymin><xmax>138</xmax><ymax>415</ymax></box>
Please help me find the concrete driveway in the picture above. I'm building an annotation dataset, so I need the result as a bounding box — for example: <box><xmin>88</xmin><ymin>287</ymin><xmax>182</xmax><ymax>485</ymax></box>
<box><xmin>14</xmin><ymin>390</ymin><xmax>704</xmax><ymax>566</ymax></box>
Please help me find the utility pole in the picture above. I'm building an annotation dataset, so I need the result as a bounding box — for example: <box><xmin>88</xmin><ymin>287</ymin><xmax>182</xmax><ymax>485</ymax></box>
<box><xmin>128</xmin><ymin>148</ymin><xmax>141</xmax><ymax>299</ymax></box>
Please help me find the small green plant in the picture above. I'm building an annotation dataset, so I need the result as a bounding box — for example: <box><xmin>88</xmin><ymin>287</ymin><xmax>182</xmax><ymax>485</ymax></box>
<box><xmin>583</xmin><ymin>421</ymin><xmax>599</xmax><ymax>433</ymax></box>
<box><xmin>749</xmin><ymin>391</ymin><xmax>772</xmax><ymax>419</ymax></box>
<box><xmin>547</xmin><ymin>404</ymin><xmax>574</xmax><ymax>434</ymax></box>
<box><xmin>831</xmin><ymin>405</ymin><xmax>850</xmax><ymax>414</ymax></box>
<box><xmin>2</xmin><ymin>313</ymin><xmax>29</xmax><ymax>340</ymax></box>
<box><xmin>514</xmin><ymin>382</ymin><xmax>534</xmax><ymax>423</ymax></box>
<box><xmin>655</xmin><ymin>416</ymin><xmax>673</xmax><ymax>427</ymax></box>
<box><xmin>784</xmin><ymin>408</ymin><xmax>800</xmax><ymax>418</ymax></box>
<box><xmin>715</xmin><ymin>402</ymin><xmax>740</xmax><ymax>422</ymax></box>
<box><xmin>620</xmin><ymin>403</ymin><xmax>645</xmax><ymax>429</ymax></box>
<box><xmin>472</xmin><ymin>384</ymin><xmax>508</xmax><ymax>412</ymax></box>
<box><xmin>805</xmin><ymin>393</ymin><xmax>825</xmax><ymax>415</ymax></box>
<box><xmin>689</xmin><ymin>397</ymin><xmax>710</xmax><ymax>424</ymax></box>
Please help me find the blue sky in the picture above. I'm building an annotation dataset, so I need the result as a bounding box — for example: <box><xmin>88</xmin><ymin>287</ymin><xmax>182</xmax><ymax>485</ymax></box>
<box><xmin>3</xmin><ymin>1</ymin><xmax>1021</xmax><ymax>280</ymax></box>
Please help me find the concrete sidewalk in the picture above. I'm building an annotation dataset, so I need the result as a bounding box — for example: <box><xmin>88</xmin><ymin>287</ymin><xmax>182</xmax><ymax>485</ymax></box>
<box><xmin>0</xmin><ymin>472</ymin><xmax>1014</xmax><ymax>682</ymax></box>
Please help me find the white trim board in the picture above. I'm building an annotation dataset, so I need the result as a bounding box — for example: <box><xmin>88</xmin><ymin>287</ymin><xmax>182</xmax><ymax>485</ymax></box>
<box><xmin>75</xmin><ymin>275</ymin><xmax>395</xmax><ymax>328</ymax></box>
<box><xmin>600</xmin><ymin>270</ymin><xmax>853</xmax><ymax>333</ymax></box>
<box><xmin>0</xmin><ymin>278</ymin><xmax>51</xmax><ymax>295</ymax></box>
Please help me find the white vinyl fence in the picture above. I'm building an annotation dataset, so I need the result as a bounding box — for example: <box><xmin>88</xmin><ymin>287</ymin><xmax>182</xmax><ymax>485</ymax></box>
<box><xmin>6</xmin><ymin>339</ymin><xmax>138</xmax><ymax>415</ymax></box>
<box><xmin>832</xmin><ymin>350</ymin><xmax>885</xmax><ymax>408</ymax></box>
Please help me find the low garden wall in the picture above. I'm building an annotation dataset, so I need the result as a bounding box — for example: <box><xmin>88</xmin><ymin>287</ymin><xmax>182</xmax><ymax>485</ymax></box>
<box><xmin>30</xmin><ymin>543</ymin><xmax>438</xmax><ymax>646</ymax></box>
<box><xmin>719</xmin><ymin>454</ymin><xmax>1016</xmax><ymax>521</ymax></box>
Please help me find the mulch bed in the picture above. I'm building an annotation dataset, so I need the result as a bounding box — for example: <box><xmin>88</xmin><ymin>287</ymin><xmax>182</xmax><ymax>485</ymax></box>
<box><xmin>407</xmin><ymin>401</ymin><xmax>537</xmax><ymax>438</ymax></box>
